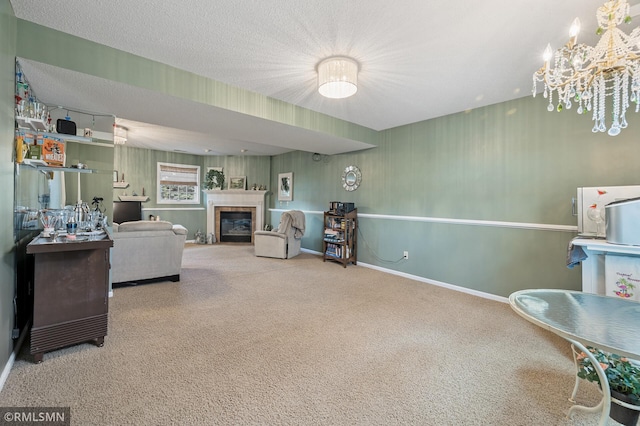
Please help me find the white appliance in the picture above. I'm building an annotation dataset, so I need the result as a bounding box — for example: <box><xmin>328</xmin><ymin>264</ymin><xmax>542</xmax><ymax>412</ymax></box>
<box><xmin>605</xmin><ymin>197</ymin><xmax>640</xmax><ymax>245</ymax></box>
<box><xmin>576</xmin><ymin>185</ymin><xmax>640</xmax><ymax>236</ymax></box>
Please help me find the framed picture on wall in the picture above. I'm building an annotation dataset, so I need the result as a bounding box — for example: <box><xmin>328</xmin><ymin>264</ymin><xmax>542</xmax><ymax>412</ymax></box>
<box><xmin>205</xmin><ymin>167</ymin><xmax>224</xmax><ymax>190</ymax></box>
<box><xmin>278</xmin><ymin>172</ymin><xmax>293</xmax><ymax>201</ymax></box>
<box><xmin>228</xmin><ymin>176</ymin><xmax>246</xmax><ymax>190</ymax></box>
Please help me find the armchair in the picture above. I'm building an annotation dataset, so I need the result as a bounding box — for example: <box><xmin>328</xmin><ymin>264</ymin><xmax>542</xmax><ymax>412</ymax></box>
<box><xmin>254</xmin><ymin>210</ymin><xmax>305</xmax><ymax>259</ymax></box>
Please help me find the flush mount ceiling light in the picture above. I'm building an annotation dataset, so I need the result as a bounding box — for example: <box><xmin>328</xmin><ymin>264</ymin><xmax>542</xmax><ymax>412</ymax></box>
<box><xmin>113</xmin><ymin>124</ymin><xmax>128</xmax><ymax>145</ymax></box>
<box><xmin>317</xmin><ymin>56</ymin><xmax>359</xmax><ymax>99</ymax></box>
<box><xmin>532</xmin><ymin>0</ymin><xmax>640</xmax><ymax>136</ymax></box>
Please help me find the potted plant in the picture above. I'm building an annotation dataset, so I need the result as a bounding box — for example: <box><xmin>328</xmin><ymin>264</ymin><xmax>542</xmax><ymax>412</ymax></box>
<box><xmin>576</xmin><ymin>347</ymin><xmax>640</xmax><ymax>425</ymax></box>
<box><xmin>205</xmin><ymin>169</ymin><xmax>224</xmax><ymax>190</ymax></box>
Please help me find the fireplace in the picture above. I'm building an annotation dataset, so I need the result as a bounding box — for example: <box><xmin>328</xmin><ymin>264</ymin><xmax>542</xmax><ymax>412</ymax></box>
<box><xmin>219</xmin><ymin>210</ymin><xmax>252</xmax><ymax>243</ymax></box>
<box><xmin>203</xmin><ymin>189</ymin><xmax>267</xmax><ymax>245</ymax></box>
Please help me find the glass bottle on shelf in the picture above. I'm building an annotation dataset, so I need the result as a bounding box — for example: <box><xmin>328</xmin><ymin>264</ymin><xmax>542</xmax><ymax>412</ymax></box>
<box><xmin>66</xmin><ymin>214</ymin><xmax>77</xmax><ymax>235</ymax></box>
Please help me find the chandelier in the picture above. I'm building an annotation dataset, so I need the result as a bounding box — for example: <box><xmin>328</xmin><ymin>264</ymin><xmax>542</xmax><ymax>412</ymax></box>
<box><xmin>532</xmin><ymin>0</ymin><xmax>640</xmax><ymax>136</ymax></box>
<box><xmin>317</xmin><ymin>57</ymin><xmax>358</xmax><ymax>99</ymax></box>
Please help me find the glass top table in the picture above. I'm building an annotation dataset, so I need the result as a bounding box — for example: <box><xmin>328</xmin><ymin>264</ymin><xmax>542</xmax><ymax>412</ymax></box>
<box><xmin>509</xmin><ymin>289</ymin><xmax>640</xmax><ymax>425</ymax></box>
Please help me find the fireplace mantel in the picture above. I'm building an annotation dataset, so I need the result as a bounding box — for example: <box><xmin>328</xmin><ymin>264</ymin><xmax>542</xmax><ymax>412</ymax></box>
<box><xmin>203</xmin><ymin>190</ymin><xmax>267</xmax><ymax>240</ymax></box>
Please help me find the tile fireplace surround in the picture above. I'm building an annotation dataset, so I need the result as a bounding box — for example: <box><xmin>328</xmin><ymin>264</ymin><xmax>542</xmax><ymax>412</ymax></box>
<box><xmin>203</xmin><ymin>190</ymin><xmax>267</xmax><ymax>243</ymax></box>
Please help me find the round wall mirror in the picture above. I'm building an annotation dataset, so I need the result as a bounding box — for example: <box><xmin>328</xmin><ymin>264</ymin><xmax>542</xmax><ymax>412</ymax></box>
<box><xmin>342</xmin><ymin>166</ymin><xmax>362</xmax><ymax>191</ymax></box>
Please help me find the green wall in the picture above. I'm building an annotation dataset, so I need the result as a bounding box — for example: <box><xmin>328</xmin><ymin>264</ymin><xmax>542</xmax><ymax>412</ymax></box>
<box><xmin>64</xmin><ymin>142</ymin><xmax>115</xmax><ymax>220</ymax></box>
<box><xmin>114</xmin><ymin>146</ymin><xmax>205</xmax><ymax>236</ymax></box>
<box><xmin>15</xmin><ymin>19</ymin><xmax>378</xmax><ymax>146</ymax></box>
<box><xmin>202</xmin><ymin>155</ymin><xmax>271</xmax><ymax>193</ymax></box>
<box><xmin>113</xmin><ymin>146</ymin><xmax>271</xmax><ymax>238</ymax></box>
<box><xmin>12</xmin><ymin>14</ymin><xmax>640</xmax><ymax>301</ymax></box>
<box><xmin>9</xmin><ymin>1</ymin><xmax>640</xmax><ymax>399</ymax></box>
<box><xmin>269</xmin><ymin>96</ymin><xmax>640</xmax><ymax>297</ymax></box>
<box><xmin>0</xmin><ymin>0</ymin><xmax>16</xmax><ymax>377</ymax></box>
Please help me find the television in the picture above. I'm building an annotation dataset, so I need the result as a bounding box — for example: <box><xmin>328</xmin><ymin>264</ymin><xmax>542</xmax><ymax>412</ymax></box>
<box><xmin>113</xmin><ymin>201</ymin><xmax>142</xmax><ymax>224</ymax></box>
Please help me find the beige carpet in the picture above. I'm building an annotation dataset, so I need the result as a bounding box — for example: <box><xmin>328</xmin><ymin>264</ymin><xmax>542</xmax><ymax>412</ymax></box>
<box><xmin>0</xmin><ymin>244</ymin><xmax>613</xmax><ymax>425</ymax></box>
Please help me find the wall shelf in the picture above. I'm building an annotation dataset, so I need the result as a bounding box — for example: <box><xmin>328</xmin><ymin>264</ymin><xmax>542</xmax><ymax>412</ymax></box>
<box><xmin>37</xmin><ymin>130</ymin><xmax>91</xmax><ymax>144</ymax></box>
<box><xmin>16</xmin><ymin>116</ymin><xmax>47</xmax><ymax>131</ymax></box>
<box><xmin>19</xmin><ymin>159</ymin><xmax>95</xmax><ymax>174</ymax></box>
<box><xmin>16</xmin><ymin>126</ymin><xmax>113</xmax><ymax>147</ymax></box>
<box><xmin>113</xmin><ymin>182</ymin><xmax>129</xmax><ymax>189</ymax></box>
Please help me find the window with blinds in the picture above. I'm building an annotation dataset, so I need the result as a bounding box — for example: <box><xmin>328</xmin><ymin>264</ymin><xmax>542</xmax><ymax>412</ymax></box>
<box><xmin>157</xmin><ymin>162</ymin><xmax>201</xmax><ymax>204</ymax></box>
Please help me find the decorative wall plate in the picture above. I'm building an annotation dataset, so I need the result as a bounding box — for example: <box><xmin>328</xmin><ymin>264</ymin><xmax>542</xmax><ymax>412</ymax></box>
<box><xmin>342</xmin><ymin>165</ymin><xmax>362</xmax><ymax>191</ymax></box>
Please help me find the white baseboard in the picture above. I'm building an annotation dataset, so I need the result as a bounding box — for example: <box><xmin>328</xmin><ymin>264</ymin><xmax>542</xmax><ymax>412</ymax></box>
<box><xmin>300</xmin><ymin>248</ymin><xmax>508</xmax><ymax>304</ymax></box>
<box><xmin>0</xmin><ymin>323</ymin><xmax>29</xmax><ymax>393</ymax></box>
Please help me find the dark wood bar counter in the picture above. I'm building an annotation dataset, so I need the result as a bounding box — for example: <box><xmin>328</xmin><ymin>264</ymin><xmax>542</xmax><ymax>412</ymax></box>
<box><xmin>26</xmin><ymin>232</ymin><xmax>113</xmax><ymax>363</ymax></box>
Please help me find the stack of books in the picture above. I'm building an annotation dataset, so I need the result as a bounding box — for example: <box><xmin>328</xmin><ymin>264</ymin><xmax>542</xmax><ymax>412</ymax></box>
<box><xmin>325</xmin><ymin>243</ymin><xmax>349</xmax><ymax>259</ymax></box>
<box><xmin>324</xmin><ymin>229</ymin><xmax>343</xmax><ymax>243</ymax></box>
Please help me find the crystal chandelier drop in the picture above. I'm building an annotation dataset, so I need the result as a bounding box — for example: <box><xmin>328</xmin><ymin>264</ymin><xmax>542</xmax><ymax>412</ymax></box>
<box><xmin>532</xmin><ymin>0</ymin><xmax>640</xmax><ymax>136</ymax></box>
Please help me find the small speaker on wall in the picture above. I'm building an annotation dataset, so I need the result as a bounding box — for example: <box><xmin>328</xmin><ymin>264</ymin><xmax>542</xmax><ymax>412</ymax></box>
<box><xmin>56</xmin><ymin>119</ymin><xmax>77</xmax><ymax>135</ymax></box>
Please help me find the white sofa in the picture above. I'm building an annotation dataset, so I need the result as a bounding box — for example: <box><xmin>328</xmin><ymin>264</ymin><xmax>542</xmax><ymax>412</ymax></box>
<box><xmin>111</xmin><ymin>220</ymin><xmax>188</xmax><ymax>284</ymax></box>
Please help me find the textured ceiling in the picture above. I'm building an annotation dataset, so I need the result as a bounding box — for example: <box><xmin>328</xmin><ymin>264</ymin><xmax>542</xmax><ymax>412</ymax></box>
<box><xmin>10</xmin><ymin>0</ymin><xmax>640</xmax><ymax>155</ymax></box>
<box><xmin>17</xmin><ymin>59</ymin><xmax>375</xmax><ymax>156</ymax></box>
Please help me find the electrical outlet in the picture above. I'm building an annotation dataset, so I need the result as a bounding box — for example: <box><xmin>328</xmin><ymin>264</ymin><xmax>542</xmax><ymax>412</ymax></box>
<box><xmin>403</xmin><ymin>251</ymin><xmax>409</xmax><ymax>259</ymax></box>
